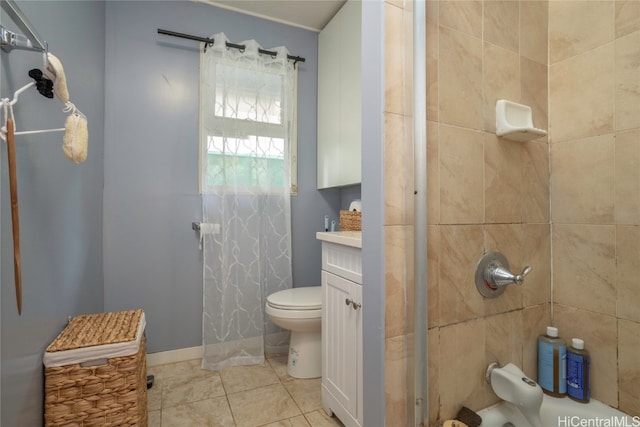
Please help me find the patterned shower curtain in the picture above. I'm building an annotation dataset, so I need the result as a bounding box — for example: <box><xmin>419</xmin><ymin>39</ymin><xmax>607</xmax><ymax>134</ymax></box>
<box><xmin>200</xmin><ymin>33</ymin><xmax>295</xmax><ymax>371</ymax></box>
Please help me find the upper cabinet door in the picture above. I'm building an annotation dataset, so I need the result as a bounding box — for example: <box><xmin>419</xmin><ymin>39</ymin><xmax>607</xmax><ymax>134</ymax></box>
<box><xmin>317</xmin><ymin>0</ymin><xmax>362</xmax><ymax>189</ymax></box>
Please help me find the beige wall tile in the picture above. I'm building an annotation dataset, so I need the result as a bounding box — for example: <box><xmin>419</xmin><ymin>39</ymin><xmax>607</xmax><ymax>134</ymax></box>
<box><xmin>521</xmin><ymin>1</ymin><xmax>549</xmax><ymax>64</ymax></box>
<box><xmin>384</xmin><ymin>113</ymin><xmax>413</xmax><ymax>225</ymax></box>
<box><xmin>438</xmin><ymin>319</ymin><xmax>486</xmax><ymax>420</ymax></box>
<box><xmin>385</xmin><ymin>335</ymin><xmax>409</xmax><ymax>426</ymax></box>
<box><xmin>483</xmin><ymin>43</ymin><xmax>521</xmax><ymax>133</ymax></box>
<box><xmin>617</xmin><ymin>225</ymin><xmax>640</xmax><ymax>322</ymax></box>
<box><xmin>484</xmin><ymin>1</ymin><xmax>520</xmax><ymax>53</ymax></box>
<box><xmin>522</xmin><ymin>224</ymin><xmax>551</xmax><ymax>307</ymax></box>
<box><xmin>439</xmin><ymin>125</ymin><xmax>484</xmax><ymax>224</ymax></box>
<box><xmin>619</xmin><ymin>319</ymin><xmax>640</xmax><ymax>416</ymax></box>
<box><xmin>615</xmin><ymin>130</ymin><xmax>640</xmax><ymax>224</ymax></box>
<box><xmin>551</xmin><ymin>135</ymin><xmax>615</xmax><ymax>224</ymax></box>
<box><xmin>553</xmin><ymin>225</ymin><xmax>616</xmax><ymax>316</ymax></box>
<box><xmin>486</xmin><ymin>310</ymin><xmax>524</xmax><ymax>376</ymax></box>
<box><xmin>385</xmin><ymin>226</ymin><xmax>409</xmax><ymax>338</ymax></box>
<box><xmin>385</xmin><ymin>2</ymin><xmax>404</xmax><ymax>115</ymax></box>
<box><xmin>484</xmin><ymin>134</ymin><xmax>524</xmax><ymax>223</ymax></box>
<box><xmin>427</xmin><ymin>122</ymin><xmax>440</xmax><ymax>225</ymax></box>
<box><xmin>522</xmin><ymin>304</ymin><xmax>551</xmax><ymax>380</ymax></box>
<box><xmin>615</xmin><ymin>30</ymin><xmax>640</xmax><ymax>132</ymax></box>
<box><xmin>549</xmin><ymin>43</ymin><xmax>615</xmax><ymax>142</ymax></box>
<box><xmin>549</xmin><ymin>1</ymin><xmax>615</xmax><ymax>64</ymax></box>
<box><xmin>439</xmin><ymin>225</ymin><xmax>484</xmax><ymax>325</ymax></box>
<box><xmin>484</xmin><ymin>224</ymin><xmax>525</xmax><ymax>315</ymax></box>
<box><xmin>427</xmin><ymin>225</ymin><xmax>440</xmax><ymax>328</ymax></box>
<box><xmin>403</xmin><ymin>5</ymin><xmax>414</xmax><ymax>117</ymax></box>
<box><xmin>616</xmin><ymin>0</ymin><xmax>640</xmax><ymax>38</ymax></box>
<box><xmin>521</xmin><ymin>141</ymin><xmax>550</xmax><ymax>224</ymax></box>
<box><xmin>521</xmin><ymin>57</ymin><xmax>549</xmax><ymax>133</ymax></box>
<box><xmin>438</xmin><ymin>26</ymin><xmax>483</xmax><ymax>130</ymax></box>
<box><xmin>426</xmin><ymin>0</ymin><xmax>438</xmax><ymax>24</ymax></box>
<box><xmin>554</xmin><ymin>305</ymin><xmax>618</xmax><ymax>407</ymax></box>
<box><xmin>428</xmin><ymin>328</ymin><xmax>440</xmax><ymax>426</ymax></box>
<box><xmin>427</xmin><ymin>16</ymin><xmax>439</xmax><ymax>122</ymax></box>
<box><xmin>439</xmin><ymin>0</ymin><xmax>482</xmax><ymax>38</ymax></box>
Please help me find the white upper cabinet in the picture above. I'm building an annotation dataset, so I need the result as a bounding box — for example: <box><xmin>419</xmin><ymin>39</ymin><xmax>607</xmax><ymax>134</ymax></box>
<box><xmin>317</xmin><ymin>0</ymin><xmax>362</xmax><ymax>189</ymax></box>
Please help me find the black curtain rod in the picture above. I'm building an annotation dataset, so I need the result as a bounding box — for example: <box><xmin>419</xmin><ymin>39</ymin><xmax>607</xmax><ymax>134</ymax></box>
<box><xmin>158</xmin><ymin>29</ymin><xmax>305</xmax><ymax>65</ymax></box>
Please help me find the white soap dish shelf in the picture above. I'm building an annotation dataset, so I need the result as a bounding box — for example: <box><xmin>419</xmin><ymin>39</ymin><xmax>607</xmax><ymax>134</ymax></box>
<box><xmin>496</xmin><ymin>99</ymin><xmax>547</xmax><ymax>142</ymax></box>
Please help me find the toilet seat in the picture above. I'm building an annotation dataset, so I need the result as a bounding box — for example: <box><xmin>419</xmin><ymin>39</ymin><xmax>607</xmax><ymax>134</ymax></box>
<box><xmin>267</xmin><ymin>287</ymin><xmax>321</xmax><ymax>311</ymax></box>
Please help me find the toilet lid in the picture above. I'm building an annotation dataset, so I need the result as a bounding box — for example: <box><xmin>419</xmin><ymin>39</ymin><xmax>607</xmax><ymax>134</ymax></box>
<box><xmin>267</xmin><ymin>287</ymin><xmax>321</xmax><ymax>310</ymax></box>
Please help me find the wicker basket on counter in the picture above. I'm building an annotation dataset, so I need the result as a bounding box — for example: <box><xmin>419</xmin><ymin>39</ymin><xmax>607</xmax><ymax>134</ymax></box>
<box><xmin>44</xmin><ymin>309</ymin><xmax>147</xmax><ymax>426</ymax></box>
<box><xmin>339</xmin><ymin>210</ymin><xmax>362</xmax><ymax>231</ymax></box>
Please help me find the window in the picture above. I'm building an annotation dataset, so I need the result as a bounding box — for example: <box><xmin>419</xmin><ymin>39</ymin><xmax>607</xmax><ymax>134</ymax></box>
<box><xmin>200</xmin><ymin>58</ymin><xmax>298</xmax><ymax>195</ymax></box>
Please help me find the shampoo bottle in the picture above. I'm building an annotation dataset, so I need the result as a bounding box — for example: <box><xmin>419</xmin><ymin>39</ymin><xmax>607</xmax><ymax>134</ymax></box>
<box><xmin>537</xmin><ymin>326</ymin><xmax>567</xmax><ymax>397</ymax></box>
<box><xmin>567</xmin><ymin>338</ymin><xmax>590</xmax><ymax>403</ymax></box>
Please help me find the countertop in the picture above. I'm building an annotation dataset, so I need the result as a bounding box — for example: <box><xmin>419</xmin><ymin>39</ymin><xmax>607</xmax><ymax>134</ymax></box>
<box><xmin>316</xmin><ymin>231</ymin><xmax>362</xmax><ymax>248</ymax></box>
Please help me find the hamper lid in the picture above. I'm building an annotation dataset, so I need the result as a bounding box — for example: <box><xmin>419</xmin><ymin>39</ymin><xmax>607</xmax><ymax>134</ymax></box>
<box><xmin>43</xmin><ymin>309</ymin><xmax>145</xmax><ymax>368</ymax></box>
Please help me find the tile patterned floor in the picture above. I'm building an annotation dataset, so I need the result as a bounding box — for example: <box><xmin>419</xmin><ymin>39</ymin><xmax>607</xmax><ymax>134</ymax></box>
<box><xmin>147</xmin><ymin>354</ymin><xmax>345</xmax><ymax>427</ymax></box>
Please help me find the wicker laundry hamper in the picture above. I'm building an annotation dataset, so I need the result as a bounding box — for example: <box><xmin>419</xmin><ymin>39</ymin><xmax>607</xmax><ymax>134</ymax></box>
<box><xmin>43</xmin><ymin>309</ymin><xmax>147</xmax><ymax>426</ymax></box>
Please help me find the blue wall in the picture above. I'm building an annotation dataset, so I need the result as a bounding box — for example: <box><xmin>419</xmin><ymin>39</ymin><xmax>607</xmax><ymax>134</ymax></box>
<box><xmin>0</xmin><ymin>1</ymin><xmax>105</xmax><ymax>425</ymax></box>
<box><xmin>103</xmin><ymin>1</ymin><xmax>341</xmax><ymax>353</ymax></box>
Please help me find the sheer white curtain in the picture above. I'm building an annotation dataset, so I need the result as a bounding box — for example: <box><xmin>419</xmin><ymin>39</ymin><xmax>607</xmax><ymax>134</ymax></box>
<box><xmin>200</xmin><ymin>33</ymin><xmax>295</xmax><ymax>371</ymax></box>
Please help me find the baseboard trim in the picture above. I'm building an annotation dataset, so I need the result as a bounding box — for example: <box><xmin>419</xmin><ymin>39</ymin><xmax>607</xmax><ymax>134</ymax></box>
<box><xmin>146</xmin><ymin>346</ymin><xmax>202</xmax><ymax>367</ymax></box>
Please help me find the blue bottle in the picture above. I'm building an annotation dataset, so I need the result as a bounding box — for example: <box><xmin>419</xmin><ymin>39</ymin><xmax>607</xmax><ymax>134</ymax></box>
<box><xmin>538</xmin><ymin>326</ymin><xmax>567</xmax><ymax>397</ymax></box>
<box><xmin>567</xmin><ymin>338</ymin><xmax>590</xmax><ymax>403</ymax></box>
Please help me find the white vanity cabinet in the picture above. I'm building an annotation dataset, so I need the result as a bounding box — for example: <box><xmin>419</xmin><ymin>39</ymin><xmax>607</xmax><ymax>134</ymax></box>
<box><xmin>317</xmin><ymin>0</ymin><xmax>362</xmax><ymax>189</ymax></box>
<box><xmin>316</xmin><ymin>232</ymin><xmax>363</xmax><ymax>427</ymax></box>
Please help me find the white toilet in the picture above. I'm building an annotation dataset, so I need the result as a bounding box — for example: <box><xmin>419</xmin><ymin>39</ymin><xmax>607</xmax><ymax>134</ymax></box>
<box><xmin>265</xmin><ymin>286</ymin><xmax>322</xmax><ymax>379</ymax></box>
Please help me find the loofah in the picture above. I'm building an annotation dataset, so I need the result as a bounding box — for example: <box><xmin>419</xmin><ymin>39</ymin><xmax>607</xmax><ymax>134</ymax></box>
<box><xmin>44</xmin><ymin>53</ymin><xmax>70</xmax><ymax>103</ymax></box>
<box><xmin>63</xmin><ymin>114</ymin><xmax>88</xmax><ymax>163</ymax></box>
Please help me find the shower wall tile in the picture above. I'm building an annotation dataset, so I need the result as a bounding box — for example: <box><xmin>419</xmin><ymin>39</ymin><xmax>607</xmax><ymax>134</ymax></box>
<box><xmin>616</xmin><ymin>225</ymin><xmax>640</xmax><ymax>323</ymax></box>
<box><xmin>483</xmin><ymin>224</ymin><xmax>525</xmax><ymax>315</ymax></box>
<box><xmin>521</xmin><ymin>141</ymin><xmax>550</xmax><ymax>224</ymax></box>
<box><xmin>619</xmin><ymin>319</ymin><xmax>640</xmax><ymax>416</ymax></box>
<box><xmin>615</xmin><ymin>130</ymin><xmax>640</xmax><ymax>225</ymax></box>
<box><xmin>615</xmin><ymin>30</ymin><xmax>640</xmax><ymax>132</ymax></box>
<box><xmin>552</xmin><ymin>224</ymin><xmax>616</xmax><ymax>316</ymax></box>
<box><xmin>427</xmin><ymin>122</ymin><xmax>440</xmax><ymax>225</ymax></box>
<box><xmin>521</xmin><ymin>1</ymin><xmax>549</xmax><ymax>65</ymax></box>
<box><xmin>385</xmin><ymin>2</ymin><xmax>404</xmax><ymax>116</ymax></box>
<box><xmin>521</xmin><ymin>224</ymin><xmax>551</xmax><ymax>307</ymax></box>
<box><xmin>385</xmin><ymin>335</ymin><xmax>409</xmax><ymax>426</ymax></box>
<box><xmin>439</xmin><ymin>124</ymin><xmax>484</xmax><ymax>224</ymax></box>
<box><xmin>483</xmin><ymin>43</ymin><xmax>521</xmax><ymax>133</ymax></box>
<box><xmin>615</xmin><ymin>0</ymin><xmax>640</xmax><ymax>38</ymax></box>
<box><xmin>384</xmin><ymin>112</ymin><xmax>413</xmax><ymax>226</ymax></box>
<box><xmin>484</xmin><ymin>1</ymin><xmax>520</xmax><ymax>53</ymax></box>
<box><xmin>426</xmin><ymin>15</ymin><xmax>439</xmax><ymax>122</ymax></box>
<box><xmin>438</xmin><ymin>319</ymin><xmax>486</xmax><ymax>421</ymax></box>
<box><xmin>484</xmin><ymin>134</ymin><xmax>524</xmax><ymax>224</ymax></box>
<box><xmin>427</xmin><ymin>225</ymin><xmax>440</xmax><ymax>328</ymax></box>
<box><xmin>551</xmin><ymin>134</ymin><xmax>615</xmax><ymax>224</ymax></box>
<box><xmin>428</xmin><ymin>328</ymin><xmax>440</xmax><ymax>426</ymax></box>
<box><xmin>438</xmin><ymin>225</ymin><xmax>484</xmax><ymax>325</ymax></box>
<box><xmin>485</xmin><ymin>310</ymin><xmax>524</xmax><ymax>379</ymax></box>
<box><xmin>521</xmin><ymin>57</ymin><xmax>549</xmax><ymax>133</ymax></box>
<box><xmin>385</xmin><ymin>225</ymin><xmax>411</xmax><ymax>338</ymax></box>
<box><xmin>438</xmin><ymin>0</ymin><xmax>482</xmax><ymax>38</ymax></box>
<box><xmin>554</xmin><ymin>305</ymin><xmax>618</xmax><ymax>408</ymax></box>
<box><xmin>549</xmin><ymin>43</ymin><xmax>615</xmax><ymax>143</ymax></box>
<box><xmin>549</xmin><ymin>1</ymin><xmax>615</xmax><ymax>64</ymax></box>
<box><xmin>438</xmin><ymin>26</ymin><xmax>483</xmax><ymax>130</ymax></box>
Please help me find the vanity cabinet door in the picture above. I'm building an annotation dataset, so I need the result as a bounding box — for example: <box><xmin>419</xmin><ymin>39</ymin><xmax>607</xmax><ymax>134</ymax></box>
<box><xmin>317</xmin><ymin>0</ymin><xmax>362</xmax><ymax>189</ymax></box>
<box><xmin>321</xmin><ymin>270</ymin><xmax>362</xmax><ymax>426</ymax></box>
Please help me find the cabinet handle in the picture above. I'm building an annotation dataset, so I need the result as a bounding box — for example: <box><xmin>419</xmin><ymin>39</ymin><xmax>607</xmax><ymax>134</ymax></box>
<box><xmin>352</xmin><ymin>302</ymin><xmax>361</xmax><ymax>310</ymax></box>
<box><xmin>345</xmin><ymin>298</ymin><xmax>353</xmax><ymax>306</ymax></box>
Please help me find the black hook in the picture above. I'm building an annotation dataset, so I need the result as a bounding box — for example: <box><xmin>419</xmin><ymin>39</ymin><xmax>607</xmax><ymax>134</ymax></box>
<box><xmin>28</xmin><ymin>69</ymin><xmax>54</xmax><ymax>99</ymax></box>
